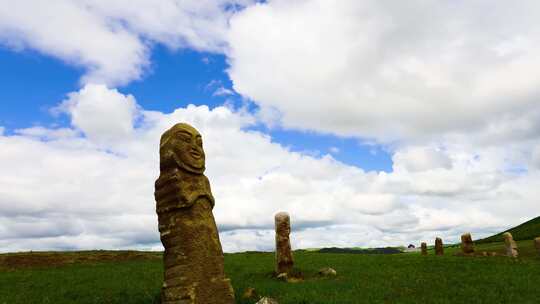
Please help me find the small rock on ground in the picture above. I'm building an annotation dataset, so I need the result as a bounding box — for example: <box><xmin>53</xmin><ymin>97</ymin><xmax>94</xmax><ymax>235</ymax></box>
<box><xmin>257</xmin><ymin>297</ymin><xmax>279</xmax><ymax>304</ymax></box>
<box><xmin>318</xmin><ymin>267</ymin><xmax>337</xmax><ymax>276</ymax></box>
<box><xmin>276</xmin><ymin>272</ymin><xmax>288</xmax><ymax>281</ymax></box>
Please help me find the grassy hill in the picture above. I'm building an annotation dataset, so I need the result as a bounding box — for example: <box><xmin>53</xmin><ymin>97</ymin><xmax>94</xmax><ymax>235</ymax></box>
<box><xmin>476</xmin><ymin>216</ymin><xmax>540</xmax><ymax>244</ymax></box>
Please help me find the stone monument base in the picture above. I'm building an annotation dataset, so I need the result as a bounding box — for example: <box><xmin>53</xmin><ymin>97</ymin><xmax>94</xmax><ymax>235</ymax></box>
<box><xmin>162</xmin><ymin>278</ymin><xmax>235</xmax><ymax>304</ymax></box>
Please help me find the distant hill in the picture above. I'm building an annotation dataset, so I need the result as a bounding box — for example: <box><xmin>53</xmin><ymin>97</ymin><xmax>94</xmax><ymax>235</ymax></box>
<box><xmin>318</xmin><ymin>247</ymin><xmax>402</xmax><ymax>254</ymax></box>
<box><xmin>476</xmin><ymin>216</ymin><xmax>540</xmax><ymax>244</ymax></box>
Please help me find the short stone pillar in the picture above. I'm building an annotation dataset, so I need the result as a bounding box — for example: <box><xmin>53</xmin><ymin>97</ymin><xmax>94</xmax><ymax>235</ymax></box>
<box><xmin>420</xmin><ymin>242</ymin><xmax>428</xmax><ymax>255</ymax></box>
<box><xmin>503</xmin><ymin>232</ymin><xmax>518</xmax><ymax>258</ymax></box>
<box><xmin>275</xmin><ymin>212</ymin><xmax>294</xmax><ymax>274</ymax></box>
<box><xmin>461</xmin><ymin>233</ymin><xmax>475</xmax><ymax>254</ymax></box>
<box><xmin>435</xmin><ymin>237</ymin><xmax>444</xmax><ymax>255</ymax></box>
<box><xmin>534</xmin><ymin>237</ymin><xmax>540</xmax><ymax>256</ymax></box>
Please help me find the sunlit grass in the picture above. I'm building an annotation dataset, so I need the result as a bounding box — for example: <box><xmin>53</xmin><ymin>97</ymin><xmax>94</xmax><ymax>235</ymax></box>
<box><xmin>0</xmin><ymin>241</ymin><xmax>539</xmax><ymax>304</ymax></box>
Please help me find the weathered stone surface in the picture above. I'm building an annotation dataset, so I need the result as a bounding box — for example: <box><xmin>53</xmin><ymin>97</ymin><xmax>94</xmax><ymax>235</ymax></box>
<box><xmin>460</xmin><ymin>233</ymin><xmax>475</xmax><ymax>254</ymax></box>
<box><xmin>276</xmin><ymin>269</ymin><xmax>304</xmax><ymax>283</ymax></box>
<box><xmin>503</xmin><ymin>232</ymin><xmax>518</xmax><ymax>258</ymax></box>
<box><xmin>242</xmin><ymin>287</ymin><xmax>258</xmax><ymax>300</ymax></box>
<box><xmin>421</xmin><ymin>242</ymin><xmax>428</xmax><ymax>255</ymax></box>
<box><xmin>155</xmin><ymin>123</ymin><xmax>234</xmax><ymax>304</ymax></box>
<box><xmin>435</xmin><ymin>237</ymin><xmax>444</xmax><ymax>255</ymax></box>
<box><xmin>535</xmin><ymin>237</ymin><xmax>540</xmax><ymax>256</ymax></box>
<box><xmin>257</xmin><ymin>297</ymin><xmax>279</xmax><ymax>304</ymax></box>
<box><xmin>276</xmin><ymin>272</ymin><xmax>288</xmax><ymax>281</ymax></box>
<box><xmin>318</xmin><ymin>267</ymin><xmax>337</xmax><ymax>277</ymax></box>
<box><xmin>275</xmin><ymin>212</ymin><xmax>294</xmax><ymax>275</ymax></box>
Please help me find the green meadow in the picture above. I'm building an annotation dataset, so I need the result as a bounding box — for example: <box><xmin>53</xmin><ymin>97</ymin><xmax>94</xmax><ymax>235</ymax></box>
<box><xmin>1</xmin><ymin>239</ymin><xmax>539</xmax><ymax>304</ymax></box>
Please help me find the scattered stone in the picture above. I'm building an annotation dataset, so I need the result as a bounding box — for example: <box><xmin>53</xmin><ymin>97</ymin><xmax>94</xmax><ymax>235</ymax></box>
<box><xmin>460</xmin><ymin>233</ymin><xmax>475</xmax><ymax>254</ymax></box>
<box><xmin>535</xmin><ymin>237</ymin><xmax>540</xmax><ymax>256</ymax></box>
<box><xmin>275</xmin><ymin>212</ymin><xmax>294</xmax><ymax>275</ymax></box>
<box><xmin>276</xmin><ymin>272</ymin><xmax>288</xmax><ymax>281</ymax></box>
<box><xmin>421</xmin><ymin>242</ymin><xmax>428</xmax><ymax>255</ymax></box>
<box><xmin>318</xmin><ymin>267</ymin><xmax>337</xmax><ymax>277</ymax></box>
<box><xmin>276</xmin><ymin>270</ymin><xmax>304</xmax><ymax>283</ymax></box>
<box><xmin>155</xmin><ymin>123</ymin><xmax>234</xmax><ymax>304</ymax></box>
<box><xmin>503</xmin><ymin>232</ymin><xmax>519</xmax><ymax>258</ymax></box>
<box><xmin>256</xmin><ymin>297</ymin><xmax>279</xmax><ymax>304</ymax></box>
<box><xmin>489</xmin><ymin>252</ymin><xmax>498</xmax><ymax>257</ymax></box>
<box><xmin>481</xmin><ymin>251</ymin><xmax>488</xmax><ymax>257</ymax></box>
<box><xmin>435</xmin><ymin>237</ymin><xmax>444</xmax><ymax>255</ymax></box>
<box><xmin>242</xmin><ymin>287</ymin><xmax>258</xmax><ymax>300</ymax></box>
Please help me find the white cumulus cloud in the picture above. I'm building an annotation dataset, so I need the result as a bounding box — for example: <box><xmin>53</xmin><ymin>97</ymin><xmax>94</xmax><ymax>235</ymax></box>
<box><xmin>393</xmin><ymin>147</ymin><xmax>452</xmax><ymax>172</ymax></box>
<box><xmin>227</xmin><ymin>0</ymin><xmax>540</xmax><ymax>143</ymax></box>
<box><xmin>1</xmin><ymin>87</ymin><xmax>540</xmax><ymax>252</ymax></box>
<box><xmin>0</xmin><ymin>0</ymin><xmax>254</xmax><ymax>86</ymax></box>
<box><xmin>55</xmin><ymin>84</ymin><xmax>139</xmax><ymax>145</ymax></box>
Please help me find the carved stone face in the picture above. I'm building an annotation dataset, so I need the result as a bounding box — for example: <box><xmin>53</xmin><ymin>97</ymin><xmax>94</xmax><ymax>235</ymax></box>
<box><xmin>160</xmin><ymin>123</ymin><xmax>205</xmax><ymax>174</ymax></box>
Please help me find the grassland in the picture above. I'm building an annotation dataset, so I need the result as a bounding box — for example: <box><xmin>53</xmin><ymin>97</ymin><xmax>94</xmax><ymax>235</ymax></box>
<box><xmin>1</xmin><ymin>240</ymin><xmax>539</xmax><ymax>304</ymax></box>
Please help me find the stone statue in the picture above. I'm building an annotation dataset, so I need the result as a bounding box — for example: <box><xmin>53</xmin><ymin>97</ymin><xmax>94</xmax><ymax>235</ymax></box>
<box><xmin>460</xmin><ymin>233</ymin><xmax>475</xmax><ymax>255</ymax></box>
<box><xmin>420</xmin><ymin>242</ymin><xmax>428</xmax><ymax>255</ymax></box>
<box><xmin>435</xmin><ymin>237</ymin><xmax>444</xmax><ymax>255</ymax></box>
<box><xmin>275</xmin><ymin>212</ymin><xmax>294</xmax><ymax>275</ymax></box>
<box><xmin>155</xmin><ymin>123</ymin><xmax>234</xmax><ymax>304</ymax></box>
<box><xmin>503</xmin><ymin>232</ymin><xmax>518</xmax><ymax>258</ymax></box>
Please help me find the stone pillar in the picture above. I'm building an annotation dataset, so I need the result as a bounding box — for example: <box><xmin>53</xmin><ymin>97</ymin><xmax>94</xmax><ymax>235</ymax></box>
<box><xmin>503</xmin><ymin>232</ymin><xmax>518</xmax><ymax>258</ymax></box>
<box><xmin>461</xmin><ymin>233</ymin><xmax>474</xmax><ymax>254</ymax></box>
<box><xmin>420</xmin><ymin>242</ymin><xmax>428</xmax><ymax>255</ymax></box>
<box><xmin>435</xmin><ymin>237</ymin><xmax>444</xmax><ymax>255</ymax></box>
<box><xmin>275</xmin><ymin>212</ymin><xmax>294</xmax><ymax>274</ymax></box>
<box><xmin>155</xmin><ymin>123</ymin><xmax>234</xmax><ymax>304</ymax></box>
<box><xmin>534</xmin><ymin>237</ymin><xmax>540</xmax><ymax>256</ymax></box>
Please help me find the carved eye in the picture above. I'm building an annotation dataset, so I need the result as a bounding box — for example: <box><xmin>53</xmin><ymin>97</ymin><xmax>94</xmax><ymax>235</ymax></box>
<box><xmin>196</xmin><ymin>137</ymin><xmax>202</xmax><ymax>147</ymax></box>
<box><xmin>177</xmin><ymin>132</ymin><xmax>191</xmax><ymax>143</ymax></box>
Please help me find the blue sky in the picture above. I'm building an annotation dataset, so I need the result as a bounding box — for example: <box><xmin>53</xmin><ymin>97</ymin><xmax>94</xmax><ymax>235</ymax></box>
<box><xmin>0</xmin><ymin>47</ymin><xmax>80</xmax><ymax>130</ymax></box>
<box><xmin>1</xmin><ymin>44</ymin><xmax>393</xmax><ymax>172</ymax></box>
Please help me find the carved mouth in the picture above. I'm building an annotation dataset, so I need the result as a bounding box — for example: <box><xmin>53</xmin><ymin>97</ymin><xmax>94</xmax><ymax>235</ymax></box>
<box><xmin>190</xmin><ymin>150</ymin><xmax>202</xmax><ymax>159</ymax></box>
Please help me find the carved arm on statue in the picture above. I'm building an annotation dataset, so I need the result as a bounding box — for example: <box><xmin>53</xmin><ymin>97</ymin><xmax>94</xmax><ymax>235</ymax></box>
<box><xmin>154</xmin><ymin>173</ymin><xmax>193</xmax><ymax>214</ymax></box>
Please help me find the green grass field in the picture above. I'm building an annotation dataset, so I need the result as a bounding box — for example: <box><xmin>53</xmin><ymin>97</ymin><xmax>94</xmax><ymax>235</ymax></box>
<box><xmin>1</xmin><ymin>240</ymin><xmax>539</xmax><ymax>304</ymax></box>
